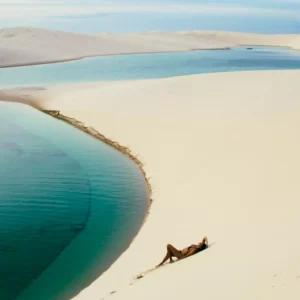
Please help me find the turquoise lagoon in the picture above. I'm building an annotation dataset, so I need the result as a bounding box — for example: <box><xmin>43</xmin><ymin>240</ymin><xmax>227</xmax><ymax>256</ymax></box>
<box><xmin>0</xmin><ymin>102</ymin><xmax>148</xmax><ymax>300</ymax></box>
<box><xmin>1</xmin><ymin>47</ymin><xmax>300</xmax><ymax>88</ymax></box>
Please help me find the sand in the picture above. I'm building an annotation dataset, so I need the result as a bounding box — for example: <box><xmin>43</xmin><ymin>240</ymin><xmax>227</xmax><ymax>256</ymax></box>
<box><xmin>1</xmin><ymin>28</ymin><xmax>300</xmax><ymax>68</ymax></box>
<box><xmin>187</xmin><ymin>31</ymin><xmax>300</xmax><ymax>49</ymax></box>
<box><xmin>1</xmin><ymin>69</ymin><xmax>300</xmax><ymax>300</ymax></box>
<box><xmin>0</xmin><ymin>28</ymin><xmax>233</xmax><ymax>68</ymax></box>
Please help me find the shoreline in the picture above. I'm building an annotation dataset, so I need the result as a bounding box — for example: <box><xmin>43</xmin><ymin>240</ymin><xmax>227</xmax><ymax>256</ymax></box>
<box><xmin>39</xmin><ymin>108</ymin><xmax>153</xmax><ymax>298</ymax></box>
<box><xmin>43</xmin><ymin>109</ymin><xmax>153</xmax><ymax>208</ymax></box>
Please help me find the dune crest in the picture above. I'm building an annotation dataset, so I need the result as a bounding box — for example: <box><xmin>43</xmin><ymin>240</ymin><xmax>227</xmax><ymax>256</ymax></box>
<box><xmin>0</xmin><ymin>28</ymin><xmax>299</xmax><ymax>68</ymax></box>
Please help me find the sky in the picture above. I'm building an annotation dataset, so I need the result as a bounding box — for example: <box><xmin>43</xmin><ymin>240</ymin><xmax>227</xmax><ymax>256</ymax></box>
<box><xmin>0</xmin><ymin>0</ymin><xmax>300</xmax><ymax>34</ymax></box>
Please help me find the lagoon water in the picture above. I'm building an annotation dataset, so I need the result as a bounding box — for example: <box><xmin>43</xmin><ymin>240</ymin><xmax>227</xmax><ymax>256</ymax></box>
<box><xmin>0</xmin><ymin>102</ymin><xmax>148</xmax><ymax>300</ymax></box>
<box><xmin>1</xmin><ymin>47</ymin><xmax>300</xmax><ymax>88</ymax></box>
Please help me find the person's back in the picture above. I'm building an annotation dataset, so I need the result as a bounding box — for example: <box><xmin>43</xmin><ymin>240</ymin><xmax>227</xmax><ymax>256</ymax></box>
<box><xmin>188</xmin><ymin>240</ymin><xmax>207</xmax><ymax>253</ymax></box>
<box><xmin>195</xmin><ymin>242</ymin><xmax>207</xmax><ymax>253</ymax></box>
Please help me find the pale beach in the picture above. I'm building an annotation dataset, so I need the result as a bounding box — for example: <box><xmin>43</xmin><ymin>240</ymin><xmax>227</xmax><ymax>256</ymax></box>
<box><xmin>1</xmin><ymin>3</ymin><xmax>300</xmax><ymax>299</ymax></box>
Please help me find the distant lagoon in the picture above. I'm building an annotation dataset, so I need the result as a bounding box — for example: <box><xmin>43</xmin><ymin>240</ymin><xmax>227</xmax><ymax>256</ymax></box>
<box><xmin>1</xmin><ymin>47</ymin><xmax>300</xmax><ymax>88</ymax></box>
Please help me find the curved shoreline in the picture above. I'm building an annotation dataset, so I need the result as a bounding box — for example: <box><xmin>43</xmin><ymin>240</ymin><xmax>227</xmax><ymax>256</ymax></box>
<box><xmin>43</xmin><ymin>109</ymin><xmax>153</xmax><ymax>209</ymax></box>
<box><xmin>40</xmin><ymin>109</ymin><xmax>154</xmax><ymax>298</ymax></box>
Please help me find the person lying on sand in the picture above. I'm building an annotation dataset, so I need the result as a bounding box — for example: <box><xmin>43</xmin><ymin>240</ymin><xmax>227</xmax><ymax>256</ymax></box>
<box><xmin>157</xmin><ymin>237</ymin><xmax>208</xmax><ymax>267</ymax></box>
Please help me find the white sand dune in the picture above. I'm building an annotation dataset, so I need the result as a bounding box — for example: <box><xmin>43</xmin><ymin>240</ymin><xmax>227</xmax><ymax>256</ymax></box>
<box><xmin>101</xmin><ymin>31</ymin><xmax>235</xmax><ymax>51</ymax></box>
<box><xmin>290</xmin><ymin>36</ymin><xmax>300</xmax><ymax>50</ymax></box>
<box><xmin>189</xmin><ymin>31</ymin><xmax>300</xmax><ymax>48</ymax></box>
<box><xmin>0</xmin><ymin>28</ymin><xmax>233</xmax><ymax>68</ymax></box>
<box><xmin>1</xmin><ymin>28</ymin><xmax>300</xmax><ymax>68</ymax></box>
<box><xmin>1</xmin><ymin>70</ymin><xmax>300</xmax><ymax>300</ymax></box>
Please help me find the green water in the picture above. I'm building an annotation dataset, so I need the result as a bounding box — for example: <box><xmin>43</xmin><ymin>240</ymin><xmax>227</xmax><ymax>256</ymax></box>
<box><xmin>0</xmin><ymin>102</ymin><xmax>148</xmax><ymax>300</ymax></box>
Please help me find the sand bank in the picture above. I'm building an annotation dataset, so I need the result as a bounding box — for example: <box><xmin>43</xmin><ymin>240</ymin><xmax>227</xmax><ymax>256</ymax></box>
<box><xmin>44</xmin><ymin>110</ymin><xmax>152</xmax><ymax>205</ymax></box>
<box><xmin>1</xmin><ymin>69</ymin><xmax>300</xmax><ymax>300</ymax></box>
<box><xmin>1</xmin><ymin>28</ymin><xmax>300</xmax><ymax>68</ymax></box>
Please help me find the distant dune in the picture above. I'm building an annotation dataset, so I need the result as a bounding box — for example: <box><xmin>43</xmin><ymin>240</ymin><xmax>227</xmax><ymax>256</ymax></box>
<box><xmin>0</xmin><ymin>28</ymin><xmax>299</xmax><ymax>68</ymax></box>
<box><xmin>289</xmin><ymin>36</ymin><xmax>300</xmax><ymax>49</ymax></box>
<box><xmin>188</xmin><ymin>31</ymin><xmax>300</xmax><ymax>48</ymax></box>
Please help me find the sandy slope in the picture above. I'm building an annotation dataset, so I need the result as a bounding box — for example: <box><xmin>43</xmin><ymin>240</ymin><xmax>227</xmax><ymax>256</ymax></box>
<box><xmin>290</xmin><ymin>36</ymin><xmax>300</xmax><ymax>50</ymax></box>
<box><xmin>188</xmin><ymin>31</ymin><xmax>300</xmax><ymax>48</ymax></box>
<box><xmin>1</xmin><ymin>28</ymin><xmax>300</xmax><ymax>68</ymax></box>
<box><xmin>0</xmin><ymin>28</ymin><xmax>233</xmax><ymax>68</ymax></box>
<box><xmin>1</xmin><ymin>70</ymin><xmax>300</xmax><ymax>300</ymax></box>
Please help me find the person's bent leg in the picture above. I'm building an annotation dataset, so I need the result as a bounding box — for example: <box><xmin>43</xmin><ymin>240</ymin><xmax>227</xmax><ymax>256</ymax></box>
<box><xmin>157</xmin><ymin>244</ymin><xmax>182</xmax><ymax>267</ymax></box>
<box><xmin>167</xmin><ymin>244</ymin><xmax>183</xmax><ymax>260</ymax></box>
<box><xmin>157</xmin><ymin>245</ymin><xmax>172</xmax><ymax>267</ymax></box>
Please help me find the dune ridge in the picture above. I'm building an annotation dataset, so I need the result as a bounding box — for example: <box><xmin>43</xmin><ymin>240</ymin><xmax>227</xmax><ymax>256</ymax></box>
<box><xmin>43</xmin><ymin>109</ymin><xmax>153</xmax><ymax>206</ymax></box>
<box><xmin>0</xmin><ymin>28</ymin><xmax>300</xmax><ymax>68</ymax></box>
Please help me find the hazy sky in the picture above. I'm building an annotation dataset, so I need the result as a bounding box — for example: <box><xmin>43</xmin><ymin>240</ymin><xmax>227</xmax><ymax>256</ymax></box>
<box><xmin>1</xmin><ymin>0</ymin><xmax>300</xmax><ymax>33</ymax></box>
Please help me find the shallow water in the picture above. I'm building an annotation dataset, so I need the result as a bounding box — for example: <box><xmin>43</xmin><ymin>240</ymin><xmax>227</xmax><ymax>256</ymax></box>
<box><xmin>1</xmin><ymin>47</ymin><xmax>300</xmax><ymax>88</ymax></box>
<box><xmin>0</xmin><ymin>102</ymin><xmax>148</xmax><ymax>300</ymax></box>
